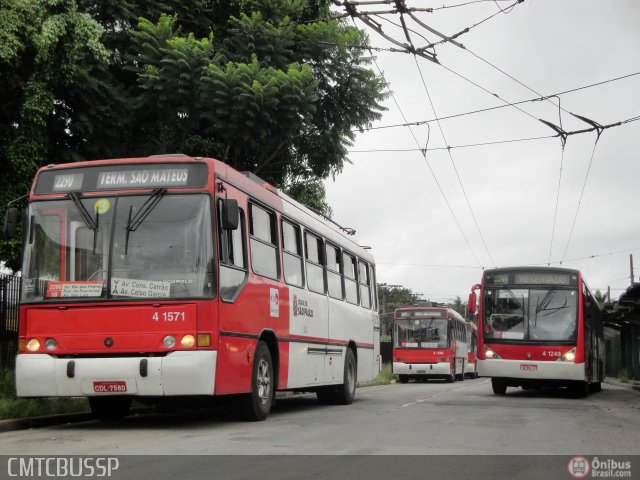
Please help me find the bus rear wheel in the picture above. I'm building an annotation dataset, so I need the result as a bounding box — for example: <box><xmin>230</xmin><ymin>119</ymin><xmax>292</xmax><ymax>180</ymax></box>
<box><xmin>334</xmin><ymin>348</ymin><xmax>357</xmax><ymax>405</ymax></box>
<box><xmin>398</xmin><ymin>375</ymin><xmax>409</xmax><ymax>383</ymax></box>
<box><xmin>242</xmin><ymin>341</ymin><xmax>274</xmax><ymax>421</ymax></box>
<box><xmin>491</xmin><ymin>378</ymin><xmax>507</xmax><ymax>395</ymax></box>
<box><xmin>89</xmin><ymin>396</ymin><xmax>132</xmax><ymax>422</ymax></box>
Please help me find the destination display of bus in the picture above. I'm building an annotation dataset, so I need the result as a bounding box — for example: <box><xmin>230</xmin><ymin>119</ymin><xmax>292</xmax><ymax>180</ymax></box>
<box><xmin>395</xmin><ymin>309</ymin><xmax>445</xmax><ymax>319</ymax></box>
<box><xmin>484</xmin><ymin>271</ymin><xmax>578</xmax><ymax>286</ymax></box>
<box><xmin>34</xmin><ymin>163</ymin><xmax>208</xmax><ymax>194</ymax></box>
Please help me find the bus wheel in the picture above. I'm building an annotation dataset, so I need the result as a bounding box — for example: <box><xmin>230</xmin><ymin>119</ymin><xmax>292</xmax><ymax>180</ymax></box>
<box><xmin>569</xmin><ymin>381</ymin><xmax>589</xmax><ymax>397</ymax></box>
<box><xmin>334</xmin><ymin>348</ymin><xmax>357</xmax><ymax>405</ymax></box>
<box><xmin>446</xmin><ymin>373</ymin><xmax>455</xmax><ymax>383</ymax></box>
<box><xmin>89</xmin><ymin>396</ymin><xmax>132</xmax><ymax>422</ymax></box>
<box><xmin>398</xmin><ymin>375</ymin><xmax>409</xmax><ymax>383</ymax></box>
<box><xmin>491</xmin><ymin>378</ymin><xmax>507</xmax><ymax>395</ymax></box>
<box><xmin>590</xmin><ymin>382</ymin><xmax>602</xmax><ymax>393</ymax></box>
<box><xmin>243</xmin><ymin>341</ymin><xmax>274</xmax><ymax>421</ymax></box>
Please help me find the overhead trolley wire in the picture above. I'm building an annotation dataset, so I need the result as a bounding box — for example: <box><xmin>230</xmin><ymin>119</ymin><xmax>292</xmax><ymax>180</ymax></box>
<box><xmin>349</xmin><ymin>16</ymin><xmax>485</xmax><ymax>268</ymax></box>
<box><xmin>413</xmin><ymin>54</ymin><xmax>497</xmax><ymax>267</ymax></box>
<box><xmin>354</xmin><ymin>72</ymin><xmax>640</xmax><ymax>132</ymax></box>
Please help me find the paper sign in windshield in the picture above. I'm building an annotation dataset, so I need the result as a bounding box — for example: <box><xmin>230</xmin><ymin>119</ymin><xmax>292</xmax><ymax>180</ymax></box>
<box><xmin>498</xmin><ymin>289</ymin><xmax>528</xmax><ymax>299</ymax></box>
<box><xmin>45</xmin><ymin>281</ymin><xmax>104</xmax><ymax>298</ymax></box>
<box><xmin>111</xmin><ymin>278</ymin><xmax>170</xmax><ymax>298</ymax></box>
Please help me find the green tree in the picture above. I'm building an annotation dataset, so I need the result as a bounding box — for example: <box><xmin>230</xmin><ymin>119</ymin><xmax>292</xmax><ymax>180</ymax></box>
<box><xmin>447</xmin><ymin>296</ymin><xmax>468</xmax><ymax>319</ymax></box>
<box><xmin>0</xmin><ymin>0</ymin><xmax>387</xmax><ymax>269</ymax></box>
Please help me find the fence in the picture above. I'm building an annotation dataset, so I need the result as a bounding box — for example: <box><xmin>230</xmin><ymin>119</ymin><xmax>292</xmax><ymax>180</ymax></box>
<box><xmin>0</xmin><ymin>273</ymin><xmax>20</xmax><ymax>369</ymax></box>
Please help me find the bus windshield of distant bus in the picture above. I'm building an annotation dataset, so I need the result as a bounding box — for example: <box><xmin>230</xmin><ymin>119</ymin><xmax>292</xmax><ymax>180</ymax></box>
<box><xmin>483</xmin><ymin>287</ymin><xmax>578</xmax><ymax>342</ymax></box>
<box><xmin>393</xmin><ymin>318</ymin><xmax>449</xmax><ymax>349</ymax></box>
<box><xmin>22</xmin><ymin>193</ymin><xmax>214</xmax><ymax>302</ymax></box>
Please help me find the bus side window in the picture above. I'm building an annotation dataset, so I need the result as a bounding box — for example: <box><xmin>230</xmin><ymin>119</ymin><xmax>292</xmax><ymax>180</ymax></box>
<box><xmin>249</xmin><ymin>203</ymin><xmax>279</xmax><ymax>280</ymax></box>
<box><xmin>370</xmin><ymin>265</ymin><xmax>378</xmax><ymax>310</ymax></box>
<box><xmin>326</xmin><ymin>243</ymin><xmax>343</xmax><ymax>300</ymax></box>
<box><xmin>304</xmin><ymin>232</ymin><xmax>326</xmax><ymax>294</ymax></box>
<box><xmin>343</xmin><ymin>252</ymin><xmax>358</xmax><ymax>304</ymax></box>
<box><xmin>282</xmin><ymin>219</ymin><xmax>304</xmax><ymax>288</ymax></box>
<box><xmin>359</xmin><ymin>260</ymin><xmax>371</xmax><ymax>309</ymax></box>
<box><xmin>219</xmin><ymin>201</ymin><xmax>247</xmax><ymax>302</ymax></box>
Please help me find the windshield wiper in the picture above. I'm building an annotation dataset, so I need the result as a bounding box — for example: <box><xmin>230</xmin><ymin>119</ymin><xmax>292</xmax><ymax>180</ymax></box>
<box><xmin>68</xmin><ymin>192</ymin><xmax>101</xmax><ymax>253</ymax></box>
<box><xmin>68</xmin><ymin>192</ymin><xmax>97</xmax><ymax>230</ymax></box>
<box><xmin>124</xmin><ymin>188</ymin><xmax>167</xmax><ymax>254</ymax></box>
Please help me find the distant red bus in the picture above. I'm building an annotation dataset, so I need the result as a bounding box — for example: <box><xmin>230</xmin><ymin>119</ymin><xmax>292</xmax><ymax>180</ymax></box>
<box><xmin>392</xmin><ymin>306</ymin><xmax>467</xmax><ymax>383</ymax></box>
<box><xmin>468</xmin><ymin>267</ymin><xmax>604</xmax><ymax>396</ymax></box>
<box><xmin>7</xmin><ymin>156</ymin><xmax>381</xmax><ymax>421</ymax></box>
<box><xmin>464</xmin><ymin>321</ymin><xmax>478</xmax><ymax>378</ymax></box>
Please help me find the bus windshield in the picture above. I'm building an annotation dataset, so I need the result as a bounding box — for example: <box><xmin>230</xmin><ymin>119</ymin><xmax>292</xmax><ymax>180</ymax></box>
<box><xmin>483</xmin><ymin>287</ymin><xmax>578</xmax><ymax>343</ymax></box>
<box><xmin>22</xmin><ymin>193</ymin><xmax>214</xmax><ymax>302</ymax></box>
<box><xmin>393</xmin><ymin>319</ymin><xmax>449</xmax><ymax>349</ymax></box>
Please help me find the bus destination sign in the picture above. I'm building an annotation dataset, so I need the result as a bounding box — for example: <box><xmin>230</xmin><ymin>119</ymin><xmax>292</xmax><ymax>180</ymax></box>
<box><xmin>397</xmin><ymin>310</ymin><xmax>444</xmax><ymax>319</ymax></box>
<box><xmin>35</xmin><ymin>163</ymin><xmax>208</xmax><ymax>194</ymax></box>
<box><xmin>97</xmin><ymin>168</ymin><xmax>189</xmax><ymax>188</ymax></box>
<box><xmin>486</xmin><ymin>271</ymin><xmax>577</xmax><ymax>286</ymax></box>
<box><xmin>514</xmin><ymin>273</ymin><xmax>572</xmax><ymax>285</ymax></box>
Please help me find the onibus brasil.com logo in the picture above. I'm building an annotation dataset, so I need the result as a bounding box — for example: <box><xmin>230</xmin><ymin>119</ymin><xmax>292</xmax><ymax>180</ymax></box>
<box><xmin>568</xmin><ymin>456</ymin><xmax>632</xmax><ymax>478</ymax></box>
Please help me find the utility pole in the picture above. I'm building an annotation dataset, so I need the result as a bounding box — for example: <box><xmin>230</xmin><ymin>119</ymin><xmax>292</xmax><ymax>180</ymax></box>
<box><xmin>631</xmin><ymin>254</ymin><xmax>635</xmax><ymax>285</ymax></box>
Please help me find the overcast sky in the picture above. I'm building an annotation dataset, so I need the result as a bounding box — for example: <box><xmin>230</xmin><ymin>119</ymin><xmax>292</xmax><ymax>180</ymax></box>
<box><xmin>325</xmin><ymin>0</ymin><xmax>640</xmax><ymax>307</ymax></box>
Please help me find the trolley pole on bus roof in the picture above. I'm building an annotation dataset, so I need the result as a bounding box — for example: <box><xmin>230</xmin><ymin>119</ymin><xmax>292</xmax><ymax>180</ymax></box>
<box><xmin>631</xmin><ymin>254</ymin><xmax>635</xmax><ymax>285</ymax></box>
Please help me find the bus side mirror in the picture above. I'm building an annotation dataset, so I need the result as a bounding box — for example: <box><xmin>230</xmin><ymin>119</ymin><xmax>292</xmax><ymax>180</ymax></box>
<box><xmin>3</xmin><ymin>207</ymin><xmax>19</xmax><ymax>239</ymax></box>
<box><xmin>221</xmin><ymin>199</ymin><xmax>239</xmax><ymax>230</ymax></box>
<box><xmin>467</xmin><ymin>292</ymin><xmax>477</xmax><ymax>315</ymax></box>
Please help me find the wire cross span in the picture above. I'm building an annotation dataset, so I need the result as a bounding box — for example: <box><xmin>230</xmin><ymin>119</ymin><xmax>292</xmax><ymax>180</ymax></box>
<box><xmin>332</xmin><ymin>0</ymin><xmax>524</xmax><ymax>61</ymax></box>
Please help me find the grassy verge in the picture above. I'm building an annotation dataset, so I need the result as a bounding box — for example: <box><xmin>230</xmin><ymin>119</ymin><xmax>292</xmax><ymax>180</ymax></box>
<box><xmin>372</xmin><ymin>363</ymin><xmax>396</xmax><ymax>385</ymax></box>
<box><xmin>0</xmin><ymin>369</ymin><xmax>89</xmax><ymax>420</ymax></box>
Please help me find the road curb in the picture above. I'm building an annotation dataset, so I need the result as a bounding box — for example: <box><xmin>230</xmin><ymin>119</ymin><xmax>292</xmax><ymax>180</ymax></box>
<box><xmin>603</xmin><ymin>377</ymin><xmax>640</xmax><ymax>392</ymax></box>
<box><xmin>0</xmin><ymin>412</ymin><xmax>94</xmax><ymax>433</ymax></box>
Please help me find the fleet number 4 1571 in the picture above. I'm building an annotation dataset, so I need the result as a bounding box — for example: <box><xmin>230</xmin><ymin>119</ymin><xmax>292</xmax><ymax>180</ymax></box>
<box><xmin>153</xmin><ymin>311</ymin><xmax>185</xmax><ymax>322</ymax></box>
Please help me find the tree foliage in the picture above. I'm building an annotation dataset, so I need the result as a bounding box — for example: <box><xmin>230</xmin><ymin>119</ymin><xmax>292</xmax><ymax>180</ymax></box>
<box><xmin>0</xmin><ymin>0</ymin><xmax>388</xmax><ymax>270</ymax></box>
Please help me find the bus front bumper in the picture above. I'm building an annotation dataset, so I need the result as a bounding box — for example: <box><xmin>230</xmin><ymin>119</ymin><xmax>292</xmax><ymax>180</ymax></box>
<box><xmin>477</xmin><ymin>359</ymin><xmax>585</xmax><ymax>381</ymax></box>
<box><xmin>15</xmin><ymin>351</ymin><xmax>217</xmax><ymax>397</ymax></box>
<box><xmin>393</xmin><ymin>362</ymin><xmax>451</xmax><ymax>376</ymax></box>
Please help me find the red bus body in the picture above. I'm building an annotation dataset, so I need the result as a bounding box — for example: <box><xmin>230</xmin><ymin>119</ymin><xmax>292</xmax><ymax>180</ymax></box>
<box><xmin>392</xmin><ymin>306</ymin><xmax>467</xmax><ymax>383</ymax></box>
<box><xmin>15</xmin><ymin>156</ymin><xmax>380</xmax><ymax>419</ymax></box>
<box><xmin>470</xmin><ymin>267</ymin><xmax>604</xmax><ymax>395</ymax></box>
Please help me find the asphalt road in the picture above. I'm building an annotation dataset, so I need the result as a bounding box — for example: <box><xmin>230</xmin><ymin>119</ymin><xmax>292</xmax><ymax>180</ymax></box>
<box><xmin>1</xmin><ymin>379</ymin><xmax>638</xmax><ymax>479</ymax></box>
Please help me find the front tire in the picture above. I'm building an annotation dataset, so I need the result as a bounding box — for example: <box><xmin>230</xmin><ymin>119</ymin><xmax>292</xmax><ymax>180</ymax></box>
<box><xmin>492</xmin><ymin>378</ymin><xmax>507</xmax><ymax>395</ymax></box>
<box><xmin>89</xmin><ymin>396</ymin><xmax>132</xmax><ymax>422</ymax></box>
<box><xmin>334</xmin><ymin>348</ymin><xmax>357</xmax><ymax>405</ymax></box>
<box><xmin>242</xmin><ymin>341</ymin><xmax>274</xmax><ymax>421</ymax></box>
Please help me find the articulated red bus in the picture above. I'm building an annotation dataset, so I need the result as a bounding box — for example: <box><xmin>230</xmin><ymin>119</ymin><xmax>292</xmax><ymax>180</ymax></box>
<box><xmin>6</xmin><ymin>156</ymin><xmax>380</xmax><ymax>420</ymax></box>
<box><xmin>392</xmin><ymin>306</ymin><xmax>467</xmax><ymax>383</ymax></box>
<box><xmin>468</xmin><ymin>267</ymin><xmax>604</xmax><ymax>396</ymax></box>
<box><xmin>464</xmin><ymin>321</ymin><xmax>478</xmax><ymax>378</ymax></box>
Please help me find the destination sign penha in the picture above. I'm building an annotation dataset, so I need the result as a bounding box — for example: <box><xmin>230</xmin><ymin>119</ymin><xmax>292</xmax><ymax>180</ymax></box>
<box><xmin>34</xmin><ymin>163</ymin><xmax>208</xmax><ymax>194</ymax></box>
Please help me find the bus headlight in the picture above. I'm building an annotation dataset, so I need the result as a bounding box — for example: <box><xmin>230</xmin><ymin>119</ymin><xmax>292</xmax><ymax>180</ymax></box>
<box><xmin>44</xmin><ymin>338</ymin><xmax>57</xmax><ymax>351</ymax></box>
<box><xmin>559</xmin><ymin>348</ymin><xmax>576</xmax><ymax>362</ymax></box>
<box><xmin>163</xmin><ymin>335</ymin><xmax>176</xmax><ymax>348</ymax></box>
<box><xmin>485</xmin><ymin>347</ymin><xmax>501</xmax><ymax>359</ymax></box>
<box><xmin>26</xmin><ymin>338</ymin><xmax>41</xmax><ymax>352</ymax></box>
<box><xmin>181</xmin><ymin>335</ymin><xmax>195</xmax><ymax>348</ymax></box>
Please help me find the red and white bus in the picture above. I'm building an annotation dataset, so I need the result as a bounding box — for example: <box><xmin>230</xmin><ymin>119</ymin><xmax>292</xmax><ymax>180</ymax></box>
<box><xmin>468</xmin><ymin>267</ymin><xmax>604</xmax><ymax>396</ymax></box>
<box><xmin>392</xmin><ymin>306</ymin><xmax>467</xmax><ymax>383</ymax></box>
<box><xmin>6</xmin><ymin>156</ymin><xmax>380</xmax><ymax>420</ymax></box>
<box><xmin>464</xmin><ymin>321</ymin><xmax>478</xmax><ymax>378</ymax></box>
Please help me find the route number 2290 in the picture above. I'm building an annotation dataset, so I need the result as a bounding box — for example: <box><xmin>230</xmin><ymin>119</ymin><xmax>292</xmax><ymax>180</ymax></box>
<box><xmin>152</xmin><ymin>311</ymin><xmax>185</xmax><ymax>322</ymax></box>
